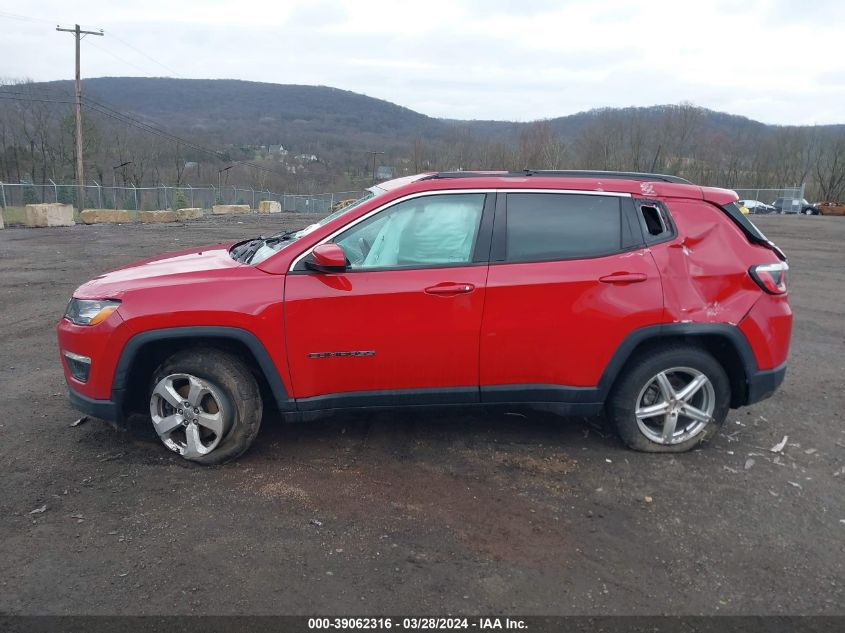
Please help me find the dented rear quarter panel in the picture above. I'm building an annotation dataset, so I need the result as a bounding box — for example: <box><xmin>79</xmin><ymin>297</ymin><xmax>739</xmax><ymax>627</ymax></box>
<box><xmin>652</xmin><ymin>198</ymin><xmax>781</xmax><ymax>327</ymax></box>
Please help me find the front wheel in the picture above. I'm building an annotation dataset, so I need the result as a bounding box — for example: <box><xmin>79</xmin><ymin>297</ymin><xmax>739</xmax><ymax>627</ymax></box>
<box><xmin>148</xmin><ymin>348</ymin><xmax>263</xmax><ymax>464</ymax></box>
<box><xmin>607</xmin><ymin>347</ymin><xmax>730</xmax><ymax>452</ymax></box>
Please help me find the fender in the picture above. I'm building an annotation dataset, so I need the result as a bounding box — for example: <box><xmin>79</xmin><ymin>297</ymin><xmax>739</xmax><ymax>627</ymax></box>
<box><xmin>112</xmin><ymin>326</ymin><xmax>295</xmax><ymax>414</ymax></box>
<box><xmin>596</xmin><ymin>322</ymin><xmax>760</xmax><ymax>403</ymax></box>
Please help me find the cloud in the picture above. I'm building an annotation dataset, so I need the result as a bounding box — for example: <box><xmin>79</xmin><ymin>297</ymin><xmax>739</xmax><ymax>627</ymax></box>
<box><xmin>0</xmin><ymin>0</ymin><xmax>842</xmax><ymax>124</ymax></box>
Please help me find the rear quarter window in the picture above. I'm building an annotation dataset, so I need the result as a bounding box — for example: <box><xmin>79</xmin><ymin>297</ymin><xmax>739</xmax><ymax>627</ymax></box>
<box><xmin>505</xmin><ymin>193</ymin><xmax>622</xmax><ymax>262</ymax></box>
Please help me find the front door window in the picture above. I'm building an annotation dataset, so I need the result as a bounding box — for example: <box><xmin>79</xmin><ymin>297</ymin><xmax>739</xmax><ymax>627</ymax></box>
<box><xmin>334</xmin><ymin>193</ymin><xmax>485</xmax><ymax>269</ymax></box>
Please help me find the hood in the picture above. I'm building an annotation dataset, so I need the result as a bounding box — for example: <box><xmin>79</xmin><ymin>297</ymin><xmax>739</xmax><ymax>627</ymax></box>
<box><xmin>74</xmin><ymin>243</ymin><xmax>243</xmax><ymax>298</ymax></box>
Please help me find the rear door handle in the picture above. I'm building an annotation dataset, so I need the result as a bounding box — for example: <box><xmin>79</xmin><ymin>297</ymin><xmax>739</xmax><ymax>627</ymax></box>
<box><xmin>599</xmin><ymin>272</ymin><xmax>648</xmax><ymax>284</ymax></box>
<box><xmin>425</xmin><ymin>283</ymin><xmax>475</xmax><ymax>296</ymax></box>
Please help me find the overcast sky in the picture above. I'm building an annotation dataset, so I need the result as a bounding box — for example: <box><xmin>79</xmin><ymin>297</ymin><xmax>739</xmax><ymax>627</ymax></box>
<box><xmin>1</xmin><ymin>0</ymin><xmax>843</xmax><ymax>125</ymax></box>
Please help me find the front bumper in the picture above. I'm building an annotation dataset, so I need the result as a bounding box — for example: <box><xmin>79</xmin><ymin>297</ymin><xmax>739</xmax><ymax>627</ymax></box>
<box><xmin>67</xmin><ymin>385</ymin><xmax>125</xmax><ymax>427</ymax></box>
<box><xmin>745</xmin><ymin>362</ymin><xmax>787</xmax><ymax>406</ymax></box>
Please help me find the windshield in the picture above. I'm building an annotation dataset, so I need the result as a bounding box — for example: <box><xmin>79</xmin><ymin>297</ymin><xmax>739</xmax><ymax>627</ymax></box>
<box><xmin>316</xmin><ymin>188</ymin><xmax>382</xmax><ymax>226</ymax></box>
<box><xmin>230</xmin><ymin>186</ymin><xmax>385</xmax><ymax>266</ymax></box>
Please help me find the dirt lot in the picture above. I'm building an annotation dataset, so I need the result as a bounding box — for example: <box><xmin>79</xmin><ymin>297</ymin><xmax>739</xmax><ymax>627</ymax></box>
<box><xmin>0</xmin><ymin>213</ymin><xmax>842</xmax><ymax>616</ymax></box>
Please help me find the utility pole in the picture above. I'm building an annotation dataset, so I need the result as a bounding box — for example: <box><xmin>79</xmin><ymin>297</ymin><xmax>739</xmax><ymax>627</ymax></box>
<box><xmin>369</xmin><ymin>151</ymin><xmax>385</xmax><ymax>185</ymax></box>
<box><xmin>56</xmin><ymin>24</ymin><xmax>103</xmax><ymax>213</ymax></box>
<box><xmin>218</xmin><ymin>165</ymin><xmax>234</xmax><ymax>190</ymax></box>
<box><xmin>112</xmin><ymin>161</ymin><xmax>132</xmax><ymax>208</ymax></box>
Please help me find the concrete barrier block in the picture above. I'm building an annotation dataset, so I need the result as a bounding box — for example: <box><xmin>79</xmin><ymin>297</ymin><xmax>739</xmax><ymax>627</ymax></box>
<box><xmin>212</xmin><ymin>204</ymin><xmax>250</xmax><ymax>215</ymax></box>
<box><xmin>138</xmin><ymin>210</ymin><xmax>177</xmax><ymax>223</ymax></box>
<box><xmin>175</xmin><ymin>207</ymin><xmax>204</xmax><ymax>221</ymax></box>
<box><xmin>80</xmin><ymin>209</ymin><xmax>133</xmax><ymax>224</ymax></box>
<box><xmin>25</xmin><ymin>203</ymin><xmax>75</xmax><ymax>227</ymax></box>
<box><xmin>257</xmin><ymin>200</ymin><xmax>281</xmax><ymax>214</ymax></box>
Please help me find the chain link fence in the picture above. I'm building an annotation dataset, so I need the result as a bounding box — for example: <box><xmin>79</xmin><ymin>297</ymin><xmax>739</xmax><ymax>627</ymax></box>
<box><xmin>0</xmin><ymin>182</ymin><xmax>364</xmax><ymax>215</ymax></box>
<box><xmin>732</xmin><ymin>186</ymin><xmax>806</xmax><ymax>213</ymax></box>
<box><xmin>1</xmin><ymin>181</ymin><xmax>813</xmax><ymax>217</ymax></box>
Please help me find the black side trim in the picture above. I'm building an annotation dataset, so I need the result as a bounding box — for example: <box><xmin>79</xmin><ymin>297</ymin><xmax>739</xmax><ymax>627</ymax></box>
<box><xmin>620</xmin><ymin>197</ymin><xmax>645</xmax><ymax>250</ymax></box>
<box><xmin>297</xmin><ymin>386</ymin><xmax>478</xmax><ymax>411</ymax></box>
<box><xmin>471</xmin><ymin>192</ymin><xmax>496</xmax><ymax>263</ymax></box>
<box><xmin>480</xmin><ymin>384</ymin><xmax>600</xmax><ymax>404</ymax></box>
<box><xmin>67</xmin><ymin>386</ymin><xmax>121</xmax><ymax>424</ymax></box>
<box><xmin>596</xmin><ymin>323</ymin><xmax>761</xmax><ymax>404</ymax></box>
<box><xmin>112</xmin><ymin>326</ymin><xmax>294</xmax><ymax>413</ymax></box>
<box><xmin>746</xmin><ymin>362</ymin><xmax>787</xmax><ymax>405</ymax></box>
<box><xmin>490</xmin><ymin>191</ymin><xmax>507</xmax><ymax>262</ymax></box>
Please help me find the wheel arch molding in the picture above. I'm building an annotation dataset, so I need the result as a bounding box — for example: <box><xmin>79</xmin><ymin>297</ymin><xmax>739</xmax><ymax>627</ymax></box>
<box><xmin>112</xmin><ymin>326</ymin><xmax>294</xmax><ymax>417</ymax></box>
<box><xmin>597</xmin><ymin>323</ymin><xmax>760</xmax><ymax>407</ymax></box>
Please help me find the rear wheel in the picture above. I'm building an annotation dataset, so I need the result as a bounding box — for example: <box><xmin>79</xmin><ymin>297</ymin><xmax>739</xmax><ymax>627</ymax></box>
<box><xmin>149</xmin><ymin>348</ymin><xmax>262</xmax><ymax>464</ymax></box>
<box><xmin>607</xmin><ymin>347</ymin><xmax>730</xmax><ymax>452</ymax></box>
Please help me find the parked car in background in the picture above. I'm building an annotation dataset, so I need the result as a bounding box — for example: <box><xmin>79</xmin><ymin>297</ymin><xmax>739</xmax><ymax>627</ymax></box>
<box><xmin>818</xmin><ymin>202</ymin><xmax>845</xmax><ymax>216</ymax></box>
<box><xmin>772</xmin><ymin>197</ymin><xmax>821</xmax><ymax>215</ymax></box>
<box><xmin>738</xmin><ymin>199</ymin><xmax>776</xmax><ymax>214</ymax></box>
<box><xmin>58</xmin><ymin>170</ymin><xmax>792</xmax><ymax>464</ymax></box>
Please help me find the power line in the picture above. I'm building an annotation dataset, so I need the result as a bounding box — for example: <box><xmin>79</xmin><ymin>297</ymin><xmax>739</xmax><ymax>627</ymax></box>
<box><xmin>0</xmin><ymin>9</ymin><xmax>182</xmax><ymax>77</ymax></box>
<box><xmin>0</xmin><ymin>10</ymin><xmax>53</xmax><ymax>24</ymax></box>
<box><xmin>85</xmin><ymin>38</ymin><xmax>149</xmax><ymax>74</ymax></box>
<box><xmin>80</xmin><ymin>96</ymin><xmax>283</xmax><ymax>176</ymax></box>
<box><xmin>0</xmin><ymin>9</ymin><xmax>278</xmax><ymax>178</ymax></box>
<box><xmin>109</xmin><ymin>31</ymin><xmax>183</xmax><ymax>78</ymax></box>
<box><xmin>0</xmin><ymin>89</ymin><xmax>284</xmax><ymax>177</ymax></box>
<box><xmin>83</xmin><ymin>99</ymin><xmax>228</xmax><ymax>157</ymax></box>
<box><xmin>0</xmin><ymin>94</ymin><xmax>74</xmax><ymax>105</ymax></box>
<box><xmin>0</xmin><ymin>87</ymin><xmax>285</xmax><ymax>177</ymax></box>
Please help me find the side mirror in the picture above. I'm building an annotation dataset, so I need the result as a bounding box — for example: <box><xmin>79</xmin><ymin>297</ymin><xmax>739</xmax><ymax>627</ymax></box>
<box><xmin>306</xmin><ymin>243</ymin><xmax>347</xmax><ymax>273</ymax></box>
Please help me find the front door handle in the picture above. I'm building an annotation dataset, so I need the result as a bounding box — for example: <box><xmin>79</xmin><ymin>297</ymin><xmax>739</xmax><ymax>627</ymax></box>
<box><xmin>599</xmin><ymin>272</ymin><xmax>648</xmax><ymax>284</ymax></box>
<box><xmin>424</xmin><ymin>282</ymin><xmax>475</xmax><ymax>296</ymax></box>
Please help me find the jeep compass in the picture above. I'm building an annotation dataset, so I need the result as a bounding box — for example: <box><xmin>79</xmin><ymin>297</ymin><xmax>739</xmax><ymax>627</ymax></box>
<box><xmin>57</xmin><ymin>171</ymin><xmax>792</xmax><ymax>464</ymax></box>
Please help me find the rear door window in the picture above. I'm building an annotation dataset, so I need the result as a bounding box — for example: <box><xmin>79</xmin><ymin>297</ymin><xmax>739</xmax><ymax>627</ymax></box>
<box><xmin>636</xmin><ymin>201</ymin><xmax>675</xmax><ymax>243</ymax></box>
<box><xmin>504</xmin><ymin>193</ymin><xmax>622</xmax><ymax>262</ymax></box>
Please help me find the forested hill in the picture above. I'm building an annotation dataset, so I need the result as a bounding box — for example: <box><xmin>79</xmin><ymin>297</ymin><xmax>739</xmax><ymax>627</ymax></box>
<box><xmin>3</xmin><ymin>77</ymin><xmax>844</xmax><ymax>199</ymax></box>
<box><xmin>34</xmin><ymin>77</ymin><xmax>445</xmax><ymax>151</ymax></box>
<box><xmin>26</xmin><ymin>76</ymin><xmax>841</xmax><ymax>149</ymax></box>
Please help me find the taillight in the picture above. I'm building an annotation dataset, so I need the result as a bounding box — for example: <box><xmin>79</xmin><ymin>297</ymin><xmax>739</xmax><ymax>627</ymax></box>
<box><xmin>749</xmin><ymin>262</ymin><xmax>788</xmax><ymax>294</ymax></box>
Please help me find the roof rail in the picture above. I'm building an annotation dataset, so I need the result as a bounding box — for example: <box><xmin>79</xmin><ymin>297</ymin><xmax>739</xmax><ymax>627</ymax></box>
<box><xmin>422</xmin><ymin>170</ymin><xmax>692</xmax><ymax>184</ymax></box>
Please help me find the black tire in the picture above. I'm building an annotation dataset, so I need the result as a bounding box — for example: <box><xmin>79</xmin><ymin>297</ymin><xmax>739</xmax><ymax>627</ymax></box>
<box><xmin>607</xmin><ymin>346</ymin><xmax>730</xmax><ymax>453</ymax></box>
<box><xmin>149</xmin><ymin>348</ymin><xmax>262</xmax><ymax>465</ymax></box>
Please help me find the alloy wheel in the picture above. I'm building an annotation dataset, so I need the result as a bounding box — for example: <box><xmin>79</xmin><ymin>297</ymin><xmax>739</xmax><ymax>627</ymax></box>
<box><xmin>149</xmin><ymin>373</ymin><xmax>232</xmax><ymax>459</ymax></box>
<box><xmin>634</xmin><ymin>366</ymin><xmax>715</xmax><ymax>445</ymax></box>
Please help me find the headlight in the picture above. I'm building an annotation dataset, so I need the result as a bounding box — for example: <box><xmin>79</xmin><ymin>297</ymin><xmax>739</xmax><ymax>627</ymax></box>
<box><xmin>64</xmin><ymin>298</ymin><xmax>121</xmax><ymax>326</ymax></box>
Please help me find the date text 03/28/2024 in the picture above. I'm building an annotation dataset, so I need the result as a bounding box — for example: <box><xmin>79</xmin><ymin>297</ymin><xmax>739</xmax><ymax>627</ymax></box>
<box><xmin>307</xmin><ymin>617</ymin><xmax>528</xmax><ymax>630</ymax></box>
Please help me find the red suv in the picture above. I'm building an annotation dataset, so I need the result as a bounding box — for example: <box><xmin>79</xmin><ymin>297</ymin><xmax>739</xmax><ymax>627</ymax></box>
<box><xmin>57</xmin><ymin>171</ymin><xmax>792</xmax><ymax>464</ymax></box>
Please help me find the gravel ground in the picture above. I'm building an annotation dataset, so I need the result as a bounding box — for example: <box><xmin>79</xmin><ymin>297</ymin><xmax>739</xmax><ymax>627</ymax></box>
<box><xmin>0</xmin><ymin>213</ymin><xmax>842</xmax><ymax>616</ymax></box>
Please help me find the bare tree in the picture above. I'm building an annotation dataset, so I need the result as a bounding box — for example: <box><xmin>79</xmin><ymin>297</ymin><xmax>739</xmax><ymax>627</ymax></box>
<box><xmin>815</xmin><ymin>132</ymin><xmax>845</xmax><ymax>201</ymax></box>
